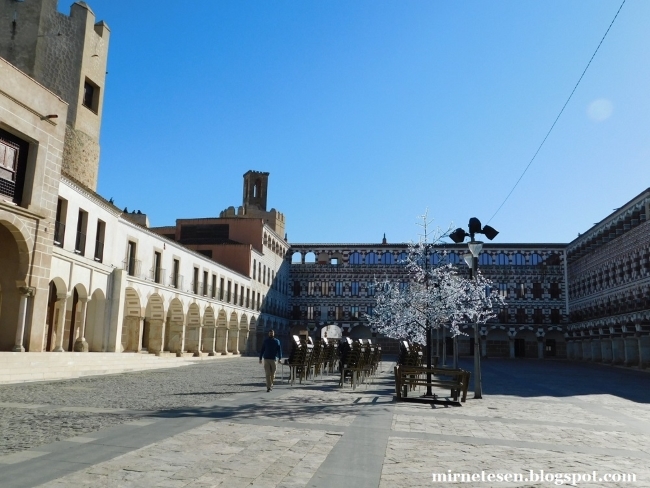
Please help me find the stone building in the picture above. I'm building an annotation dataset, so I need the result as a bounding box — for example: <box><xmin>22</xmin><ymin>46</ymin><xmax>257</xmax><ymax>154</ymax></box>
<box><xmin>566</xmin><ymin>188</ymin><xmax>650</xmax><ymax>368</ymax></box>
<box><xmin>0</xmin><ymin>0</ymin><xmax>109</xmax><ymax>190</ymax></box>
<box><xmin>287</xmin><ymin>242</ymin><xmax>568</xmax><ymax>358</ymax></box>
<box><xmin>0</xmin><ymin>56</ymin><xmax>68</xmax><ymax>352</ymax></box>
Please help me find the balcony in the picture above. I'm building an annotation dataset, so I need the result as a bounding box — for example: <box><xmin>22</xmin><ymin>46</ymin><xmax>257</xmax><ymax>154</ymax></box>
<box><xmin>149</xmin><ymin>267</ymin><xmax>165</xmax><ymax>284</ymax></box>
<box><xmin>123</xmin><ymin>258</ymin><xmax>142</xmax><ymax>277</ymax></box>
<box><xmin>168</xmin><ymin>274</ymin><xmax>184</xmax><ymax>290</ymax></box>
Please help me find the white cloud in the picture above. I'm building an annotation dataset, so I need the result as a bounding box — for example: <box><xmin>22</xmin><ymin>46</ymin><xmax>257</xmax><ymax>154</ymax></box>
<box><xmin>587</xmin><ymin>98</ymin><xmax>613</xmax><ymax>122</ymax></box>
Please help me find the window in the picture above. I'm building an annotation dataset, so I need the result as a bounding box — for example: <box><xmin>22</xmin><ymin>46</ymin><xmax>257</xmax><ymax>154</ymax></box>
<box><xmin>397</xmin><ymin>252</ymin><xmax>408</xmax><ymax>264</ymax></box>
<box><xmin>308</xmin><ymin>281</ymin><xmax>315</xmax><ymax>296</ymax></box>
<box><xmin>172</xmin><ymin>259</ymin><xmax>180</xmax><ymax>288</ymax></box>
<box><xmin>530</xmin><ymin>253</ymin><xmax>543</xmax><ymax>265</ymax></box>
<box><xmin>550</xmin><ymin>308</ymin><xmax>561</xmax><ymax>324</ymax></box>
<box><xmin>550</xmin><ymin>282</ymin><xmax>560</xmax><ymax>299</ymax></box>
<box><xmin>54</xmin><ymin>198</ymin><xmax>67</xmax><ymax>247</ymax></box>
<box><xmin>153</xmin><ymin>251</ymin><xmax>162</xmax><ymax>283</ymax></box>
<box><xmin>321</xmin><ymin>281</ymin><xmax>328</xmax><ymax>296</ymax></box>
<box><xmin>349</xmin><ymin>252</ymin><xmax>361</xmax><ymax>265</ymax></box>
<box><xmin>400</xmin><ymin>281</ymin><xmax>409</xmax><ymax>292</ymax></box>
<box><xmin>233</xmin><ymin>283</ymin><xmax>238</xmax><ymax>304</ymax></box>
<box><xmin>292</xmin><ymin>306</ymin><xmax>301</xmax><ymax>319</ymax></box>
<box><xmin>0</xmin><ymin>128</ymin><xmax>29</xmax><ymax>205</ymax></box>
<box><xmin>350</xmin><ymin>306</ymin><xmax>359</xmax><ymax>319</ymax></box>
<box><xmin>513</xmin><ymin>253</ymin><xmax>525</xmax><ymax>265</ymax></box>
<box><xmin>496</xmin><ymin>253</ymin><xmax>509</xmax><ymax>265</ymax></box>
<box><xmin>94</xmin><ymin>220</ymin><xmax>105</xmax><ymax>262</ymax></box>
<box><xmin>330</xmin><ymin>257</ymin><xmax>338</xmax><ymax>265</ymax></box>
<box><xmin>367</xmin><ymin>282</ymin><xmax>375</xmax><ymax>296</ymax></box>
<box><xmin>246</xmin><ymin>288</ymin><xmax>250</xmax><ymax>308</ymax></box>
<box><xmin>381</xmin><ymin>252</ymin><xmax>394</xmax><ymax>265</ymax></box>
<box><xmin>240</xmin><ymin>287</ymin><xmax>244</xmax><ymax>306</ymax></box>
<box><xmin>430</xmin><ymin>253</ymin><xmax>440</xmax><ymax>265</ymax></box>
<box><xmin>227</xmin><ymin>281</ymin><xmax>232</xmax><ymax>302</ymax></box>
<box><xmin>479</xmin><ymin>253</ymin><xmax>492</xmax><ymax>265</ymax></box>
<box><xmin>534</xmin><ymin>308</ymin><xmax>544</xmax><ymax>324</ymax></box>
<box><xmin>258</xmin><ymin>262</ymin><xmax>261</xmax><ymax>281</ymax></box>
<box><xmin>75</xmin><ymin>210</ymin><xmax>87</xmax><ymax>255</ymax></box>
<box><xmin>498</xmin><ymin>283</ymin><xmax>507</xmax><ymax>298</ymax></box>
<box><xmin>193</xmin><ymin>267</ymin><xmax>199</xmax><ymax>294</ymax></box>
<box><xmin>446</xmin><ymin>252</ymin><xmax>460</xmax><ymax>264</ymax></box>
<box><xmin>219</xmin><ymin>277</ymin><xmax>224</xmax><ymax>300</ymax></box>
<box><xmin>351</xmin><ymin>281</ymin><xmax>359</xmax><ymax>296</ymax></box>
<box><xmin>365</xmin><ymin>252</ymin><xmax>377</xmax><ymax>264</ymax></box>
<box><xmin>335</xmin><ymin>306</ymin><xmax>343</xmax><ymax>320</ymax></box>
<box><xmin>126</xmin><ymin>241</ymin><xmax>137</xmax><ymax>276</ymax></box>
<box><xmin>516</xmin><ymin>308</ymin><xmax>527</xmax><ymax>324</ymax></box>
<box><xmin>366</xmin><ymin>306</ymin><xmax>374</xmax><ymax>317</ymax></box>
<box><xmin>82</xmin><ymin>78</ymin><xmax>100</xmax><ymax>112</ymax></box>
<box><xmin>335</xmin><ymin>281</ymin><xmax>343</xmax><ymax>296</ymax></box>
<box><xmin>532</xmin><ymin>282</ymin><xmax>542</xmax><ymax>299</ymax></box>
<box><xmin>307</xmin><ymin>306</ymin><xmax>314</xmax><ymax>320</ymax></box>
<box><xmin>202</xmin><ymin>271</ymin><xmax>208</xmax><ymax>296</ymax></box>
<box><xmin>499</xmin><ymin>308</ymin><xmax>508</xmax><ymax>323</ymax></box>
<box><xmin>212</xmin><ymin>275</ymin><xmax>217</xmax><ymax>298</ymax></box>
<box><xmin>516</xmin><ymin>283</ymin><xmax>526</xmax><ymax>299</ymax></box>
<box><xmin>293</xmin><ymin>280</ymin><xmax>301</xmax><ymax>297</ymax></box>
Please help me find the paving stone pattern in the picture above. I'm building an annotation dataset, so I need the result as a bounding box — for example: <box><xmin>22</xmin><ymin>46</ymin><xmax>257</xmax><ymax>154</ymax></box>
<box><xmin>0</xmin><ymin>357</ymin><xmax>648</xmax><ymax>487</ymax></box>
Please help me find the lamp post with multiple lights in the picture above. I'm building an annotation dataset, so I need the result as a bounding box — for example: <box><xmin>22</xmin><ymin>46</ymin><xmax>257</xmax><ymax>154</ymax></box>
<box><xmin>449</xmin><ymin>217</ymin><xmax>498</xmax><ymax>399</ymax></box>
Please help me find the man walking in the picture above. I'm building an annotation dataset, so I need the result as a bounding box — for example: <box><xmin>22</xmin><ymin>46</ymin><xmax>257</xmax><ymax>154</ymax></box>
<box><xmin>259</xmin><ymin>330</ymin><xmax>282</xmax><ymax>392</ymax></box>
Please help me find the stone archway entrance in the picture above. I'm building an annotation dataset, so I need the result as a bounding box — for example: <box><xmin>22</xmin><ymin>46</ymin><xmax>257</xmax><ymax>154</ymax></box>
<box><xmin>0</xmin><ymin>222</ymin><xmax>27</xmax><ymax>350</ymax></box>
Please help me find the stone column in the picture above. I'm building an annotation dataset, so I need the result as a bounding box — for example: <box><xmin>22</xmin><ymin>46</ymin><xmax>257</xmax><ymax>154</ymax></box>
<box><xmin>148</xmin><ymin>319</ymin><xmax>165</xmax><ymax>355</ymax></box>
<box><xmin>239</xmin><ymin>328</ymin><xmax>250</xmax><ymax>355</ymax></box>
<box><xmin>73</xmin><ymin>298</ymin><xmax>89</xmax><ymax>352</ymax></box>
<box><xmin>204</xmin><ymin>326</ymin><xmax>217</xmax><ymax>356</ymax></box>
<box><xmin>623</xmin><ymin>336</ymin><xmax>639</xmax><ymax>367</ymax></box>
<box><xmin>228</xmin><ymin>327</ymin><xmax>240</xmax><ymax>355</ymax></box>
<box><xmin>167</xmin><ymin>321</ymin><xmax>186</xmax><ymax>355</ymax></box>
<box><xmin>601</xmin><ymin>338</ymin><xmax>613</xmax><ymax>363</ymax></box>
<box><xmin>537</xmin><ymin>338</ymin><xmax>544</xmax><ymax>359</ymax></box>
<box><xmin>611</xmin><ymin>337</ymin><xmax>624</xmax><ymax>365</ymax></box>
<box><xmin>217</xmin><ymin>327</ymin><xmax>229</xmax><ymax>355</ymax></box>
<box><xmin>638</xmin><ymin>333</ymin><xmax>650</xmax><ymax>369</ymax></box>
<box><xmin>53</xmin><ymin>294</ymin><xmax>68</xmax><ymax>352</ymax></box>
<box><xmin>591</xmin><ymin>338</ymin><xmax>602</xmax><ymax>362</ymax></box>
<box><xmin>185</xmin><ymin>324</ymin><xmax>202</xmax><ymax>356</ymax></box>
<box><xmin>12</xmin><ymin>287</ymin><xmax>35</xmax><ymax>352</ymax></box>
<box><xmin>250</xmin><ymin>326</ymin><xmax>258</xmax><ymax>354</ymax></box>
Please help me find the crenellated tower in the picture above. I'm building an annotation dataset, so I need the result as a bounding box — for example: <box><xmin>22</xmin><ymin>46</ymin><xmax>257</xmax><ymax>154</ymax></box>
<box><xmin>0</xmin><ymin>0</ymin><xmax>109</xmax><ymax>190</ymax></box>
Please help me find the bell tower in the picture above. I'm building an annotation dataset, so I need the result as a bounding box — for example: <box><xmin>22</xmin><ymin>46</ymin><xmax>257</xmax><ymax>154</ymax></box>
<box><xmin>243</xmin><ymin>170</ymin><xmax>269</xmax><ymax>211</ymax></box>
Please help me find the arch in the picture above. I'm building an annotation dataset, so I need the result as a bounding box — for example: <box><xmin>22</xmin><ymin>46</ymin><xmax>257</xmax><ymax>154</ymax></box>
<box><xmin>530</xmin><ymin>253</ymin><xmax>543</xmax><ymax>265</ymax></box>
<box><xmin>446</xmin><ymin>252</ymin><xmax>460</xmax><ymax>264</ymax></box>
<box><xmin>121</xmin><ymin>287</ymin><xmax>142</xmax><ymax>352</ymax></box>
<box><xmin>238</xmin><ymin>313</ymin><xmax>249</xmax><ymax>354</ymax></box>
<box><xmin>228</xmin><ymin>311</ymin><xmax>240</xmax><ymax>354</ymax></box>
<box><xmin>381</xmin><ymin>251</ymin><xmax>394</xmax><ymax>265</ymax></box>
<box><xmin>84</xmin><ymin>289</ymin><xmax>106</xmax><ymax>352</ymax></box>
<box><xmin>291</xmin><ymin>251</ymin><xmax>303</xmax><ymax>264</ymax></box>
<box><xmin>496</xmin><ymin>253</ymin><xmax>509</xmax><ymax>265</ymax></box>
<box><xmin>304</xmin><ymin>252</ymin><xmax>316</xmax><ymax>264</ymax></box>
<box><xmin>349</xmin><ymin>324</ymin><xmax>372</xmax><ymax>339</ymax></box>
<box><xmin>349</xmin><ymin>251</ymin><xmax>362</xmax><ymax>265</ymax></box>
<box><xmin>479</xmin><ymin>253</ymin><xmax>493</xmax><ymax>265</ymax></box>
<box><xmin>44</xmin><ymin>278</ymin><xmax>68</xmax><ymax>352</ymax></box>
<box><xmin>184</xmin><ymin>302</ymin><xmax>202</xmax><ymax>355</ymax></box>
<box><xmin>512</xmin><ymin>253</ymin><xmax>525</xmax><ymax>265</ymax></box>
<box><xmin>215</xmin><ymin>309</ymin><xmax>228</xmax><ymax>354</ymax></box>
<box><xmin>365</xmin><ymin>252</ymin><xmax>378</xmax><ymax>264</ymax></box>
<box><xmin>165</xmin><ymin>298</ymin><xmax>185</xmax><ymax>354</ymax></box>
<box><xmin>430</xmin><ymin>253</ymin><xmax>440</xmax><ymax>266</ymax></box>
<box><xmin>143</xmin><ymin>293</ymin><xmax>165</xmax><ymax>353</ymax></box>
<box><xmin>397</xmin><ymin>252</ymin><xmax>408</xmax><ymax>264</ymax></box>
<box><xmin>65</xmin><ymin>283</ymin><xmax>89</xmax><ymax>352</ymax></box>
<box><xmin>0</xmin><ymin>219</ymin><xmax>31</xmax><ymax>280</ymax></box>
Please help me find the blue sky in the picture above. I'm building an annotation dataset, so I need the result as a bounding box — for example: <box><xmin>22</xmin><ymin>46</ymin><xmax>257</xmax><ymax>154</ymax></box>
<box><xmin>80</xmin><ymin>1</ymin><xmax>649</xmax><ymax>245</ymax></box>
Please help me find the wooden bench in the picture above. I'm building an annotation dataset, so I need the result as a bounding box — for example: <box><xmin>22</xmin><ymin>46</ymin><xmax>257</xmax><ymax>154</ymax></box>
<box><xmin>394</xmin><ymin>365</ymin><xmax>470</xmax><ymax>402</ymax></box>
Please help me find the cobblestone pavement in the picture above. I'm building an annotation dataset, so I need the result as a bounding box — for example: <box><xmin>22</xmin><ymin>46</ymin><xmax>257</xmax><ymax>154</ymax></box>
<box><xmin>0</xmin><ymin>357</ymin><xmax>648</xmax><ymax>487</ymax></box>
<box><xmin>0</xmin><ymin>357</ymin><xmax>262</xmax><ymax>455</ymax></box>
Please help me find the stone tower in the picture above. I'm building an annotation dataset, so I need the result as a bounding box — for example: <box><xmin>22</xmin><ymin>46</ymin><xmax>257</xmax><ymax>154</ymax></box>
<box><xmin>0</xmin><ymin>0</ymin><xmax>109</xmax><ymax>191</ymax></box>
<box><xmin>243</xmin><ymin>170</ymin><xmax>269</xmax><ymax>211</ymax></box>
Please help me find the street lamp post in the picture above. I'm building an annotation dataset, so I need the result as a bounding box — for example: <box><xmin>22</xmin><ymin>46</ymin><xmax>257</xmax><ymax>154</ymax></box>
<box><xmin>450</xmin><ymin>218</ymin><xmax>498</xmax><ymax>400</ymax></box>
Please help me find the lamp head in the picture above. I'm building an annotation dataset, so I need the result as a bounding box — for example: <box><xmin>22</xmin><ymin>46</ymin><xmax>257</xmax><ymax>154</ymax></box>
<box><xmin>482</xmin><ymin>225</ymin><xmax>499</xmax><ymax>240</ymax></box>
<box><xmin>468</xmin><ymin>217</ymin><xmax>482</xmax><ymax>235</ymax></box>
<box><xmin>463</xmin><ymin>253</ymin><xmax>473</xmax><ymax>267</ymax></box>
<box><xmin>449</xmin><ymin>228</ymin><xmax>467</xmax><ymax>244</ymax></box>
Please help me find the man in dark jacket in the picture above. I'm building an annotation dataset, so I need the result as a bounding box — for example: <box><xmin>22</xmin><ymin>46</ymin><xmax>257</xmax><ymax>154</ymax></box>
<box><xmin>259</xmin><ymin>330</ymin><xmax>282</xmax><ymax>392</ymax></box>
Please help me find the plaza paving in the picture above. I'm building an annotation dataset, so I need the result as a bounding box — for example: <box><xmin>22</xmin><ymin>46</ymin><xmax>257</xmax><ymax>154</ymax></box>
<box><xmin>0</xmin><ymin>357</ymin><xmax>648</xmax><ymax>487</ymax></box>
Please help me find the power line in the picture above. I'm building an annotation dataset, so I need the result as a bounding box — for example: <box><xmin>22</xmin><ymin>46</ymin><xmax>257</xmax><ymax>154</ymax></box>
<box><xmin>487</xmin><ymin>0</ymin><xmax>626</xmax><ymax>224</ymax></box>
